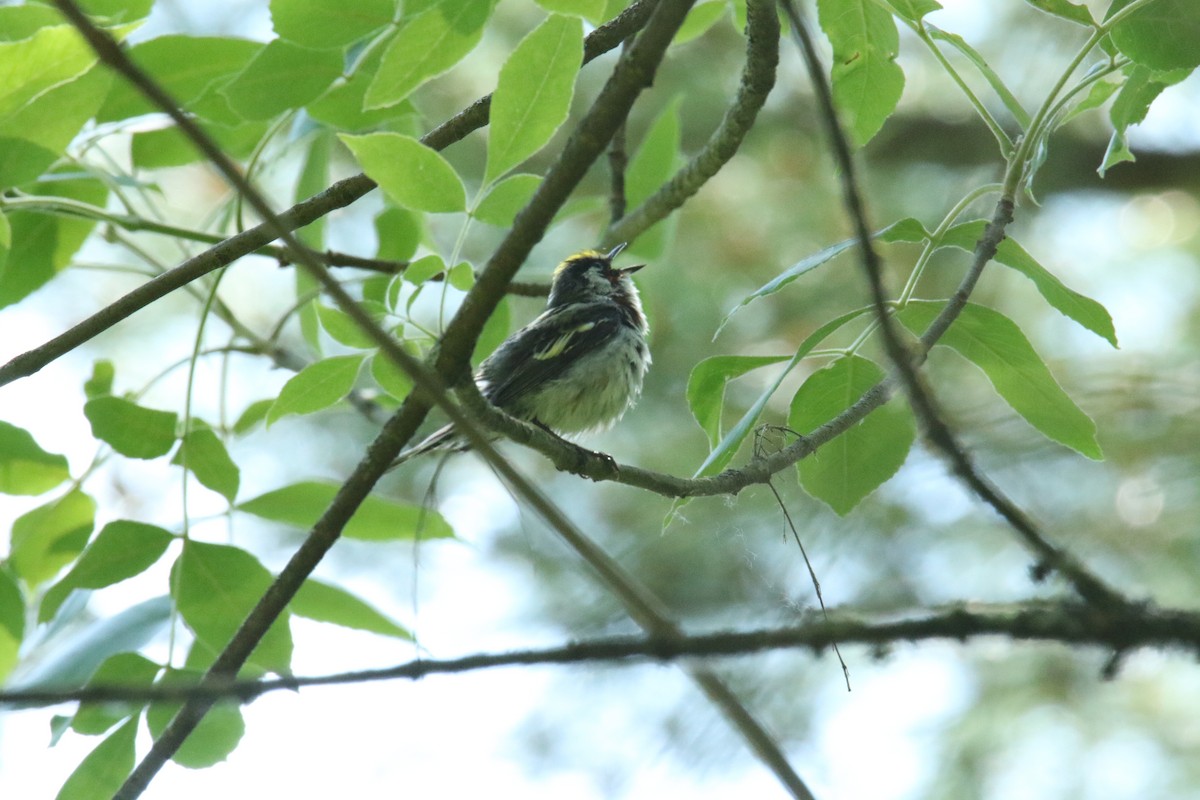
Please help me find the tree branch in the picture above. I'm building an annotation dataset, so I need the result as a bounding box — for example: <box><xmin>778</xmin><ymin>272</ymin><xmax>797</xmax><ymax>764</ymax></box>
<box><xmin>5</xmin><ymin>599</ymin><xmax>1193</xmax><ymax>709</ymax></box>
<box><xmin>605</xmin><ymin>0</ymin><xmax>781</xmax><ymax>247</ymax></box>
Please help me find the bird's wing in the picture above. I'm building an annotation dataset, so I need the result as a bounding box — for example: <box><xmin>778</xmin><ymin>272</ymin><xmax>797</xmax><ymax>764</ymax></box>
<box><xmin>479</xmin><ymin>303</ymin><xmax>622</xmax><ymax>412</ymax></box>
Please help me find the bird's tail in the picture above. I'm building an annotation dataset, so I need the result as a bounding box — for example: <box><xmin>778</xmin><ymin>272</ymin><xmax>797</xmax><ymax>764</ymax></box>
<box><xmin>388</xmin><ymin>424</ymin><xmax>461</xmax><ymax>471</ymax></box>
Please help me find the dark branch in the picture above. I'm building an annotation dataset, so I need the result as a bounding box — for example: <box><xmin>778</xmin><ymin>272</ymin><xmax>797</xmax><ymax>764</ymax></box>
<box><xmin>5</xmin><ymin>599</ymin><xmax>1193</xmax><ymax>709</ymax></box>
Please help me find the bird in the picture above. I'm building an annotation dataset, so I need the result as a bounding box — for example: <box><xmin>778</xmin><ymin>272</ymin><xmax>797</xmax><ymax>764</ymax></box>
<box><xmin>391</xmin><ymin>243</ymin><xmax>650</xmax><ymax>467</ymax></box>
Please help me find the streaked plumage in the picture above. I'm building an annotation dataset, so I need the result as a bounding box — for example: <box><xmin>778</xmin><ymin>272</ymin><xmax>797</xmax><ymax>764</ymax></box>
<box><xmin>392</xmin><ymin>244</ymin><xmax>650</xmax><ymax>466</ymax></box>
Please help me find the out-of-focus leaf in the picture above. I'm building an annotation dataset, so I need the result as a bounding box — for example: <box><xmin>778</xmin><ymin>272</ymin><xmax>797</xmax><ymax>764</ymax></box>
<box><xmin>364</xmin><ymin>0</ymin><xmax>495</xmax><ymax>108</ymax></box>
<box><xmin>55</xmin><ymin>717</ymin><xmax>137</xmax><ymax>800</ymax></box>
<box><xmin>267</xmin><ymin>354</ymin><xmax>365</xmax><ymax>425</ymax></box>
<box><xmin>97</xmin><ymin>36</ymin><xmax>263</xmax><ymax>122</ymax></box>
<box><xmin>292</xmin><ymin>579</ymin><xmax>412</xmax><ymax>638</ymax></box>
<box><xmin>1107</xmin><ymin>0</ymin><xmax>1200</xmax><ymax>71</ymax></box>
<box><xmin>687</xmin><ymin>355</ymin><xmax>792</xmax><ymax>449</ymax></box>
<box><xmin>238</xmin><ymin>481</ymin><xmax>454</xmax><ymax>540</ymax></box>
<box><xmin>9</xmin><ymin>489</ymin><xmax>96</xmax><ymax>588</ymax></box>
<box><xmin>0</xmin><ymin>420</ymin><xmax>69</xmax><ymax>495</ymax></box>
<box><xmin>221</xmin><ymin>39</ymin><xmax>343</xmax><ymax>121</ymax></box>
<box><xmin>146</xmin><ymin>669</ymin><xmax>245</xmax><ymax>768</ymax></box>
<box><xmin>485</xmin><ymin>14</ymin><xmax>583</xmax><ymax>182</ymax></box>
<box><xmin>70</xmin><ymin>652</ymin><xmax>161</xmax><ymax>735</ymax></box>
<box><xmin>817</xmin><ymin>0</ymin><xmax>905</xmax><ymax>146</ymax></box>
<box><xmin>340</xmin><ymin>132</ymin><xmax>465</xmax><ymax>212</ymax></box>
<box><xmin>172</xmin><ymin>428</ymin><xmax>241</xmax><ymax>502</ymax></box>
<box><xmin>271</xmin><ymin>0</ymin><xmax>396</xmax><ymax>49</ymax></box>
<box><xmin>172</xmin><ymin>542</ymin><xmax>293</xmax><ymax>675</ymax></box>
<box><xmin>474</xmin><ymin>174</ymin><xmax>542</xmax><ymax>226</ymax></box>
<box><xmin>39</xmin><ymin>520</ymin><xmax>174</xmax><ymax>622</ymax></box>
<box><xmin>84</xmin><ymin>396</ymin><xmax>178</xmax><ymax>459</ymax></box>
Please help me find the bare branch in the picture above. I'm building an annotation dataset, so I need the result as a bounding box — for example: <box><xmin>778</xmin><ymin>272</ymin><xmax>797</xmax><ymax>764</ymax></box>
<box><xmin>5</xmin><ymin>599</ymin><xmax>1193</xmax><ymax>709</ymax></box>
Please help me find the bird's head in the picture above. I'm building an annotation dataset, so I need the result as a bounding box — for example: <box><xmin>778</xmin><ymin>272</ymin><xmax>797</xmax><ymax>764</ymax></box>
<box><xmin>547</xmin><ymin>243</ymin><xmax>645</xmax><ymax>308</ymax></box>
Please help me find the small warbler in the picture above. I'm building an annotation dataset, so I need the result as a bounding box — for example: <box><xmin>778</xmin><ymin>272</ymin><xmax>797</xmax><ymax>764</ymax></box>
<box><xmin>392</xmin><ymin>243</ymin><xmax>650</xmax><ymax>465</ymax></box>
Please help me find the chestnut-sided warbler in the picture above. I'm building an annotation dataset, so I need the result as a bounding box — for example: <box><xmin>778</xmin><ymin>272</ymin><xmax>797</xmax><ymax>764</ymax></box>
<box><xmin>392</xmin><ymin>243</ymin><xmax>650</xmax><ymax>465</ymax></box>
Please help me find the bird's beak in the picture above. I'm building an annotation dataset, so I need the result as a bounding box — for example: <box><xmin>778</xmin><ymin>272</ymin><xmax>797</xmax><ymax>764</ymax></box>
<box><xmin>605</xmin><ymin>242</ymin><xmax>628</xmax><ymax>260</ymax></box>
<box><xmin>619</xmin><ymin>264</ymin><xmax>645</xmax><ymax>275</ymax></box>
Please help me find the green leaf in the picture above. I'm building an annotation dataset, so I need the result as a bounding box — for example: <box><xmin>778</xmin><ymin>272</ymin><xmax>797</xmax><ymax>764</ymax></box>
<box><xmin>0</xmin><ymin>567</ymin><xmax>22</xmax><ymax>681</ymax></box>
<box><xmin>884</xmin><ymin>0</ymin><xmax>942</xmax><ymax>21</ymax></box>
<box><xmin>364</xmin><ymin>0</ymin><xmax>495</xmax><ymax>108</ymax></box>
<box><xmin>76</xmin><ymin>0</ymin><xmax>156</xmax><ymax>22</ymax></box>
<box><xmin>238</xmin><ymin>481</ymin><xmax>454</xmax><ymax>540</ymax></box>
<box><xmin>55</xmin><ymin>718</ymin><xmax>137</xmax><ymax>800</ymax></box>
<box><xmin>267</xmin><ymin>354</ymin><xmax>366</xmax><ymax>425</ymax></box>
<box><xmin>316</xmin><ymin>304</ymin><xmax>378</xmax><ymax>349</ymax></box>
<box><xmin>370</xmin><ymin>353</ymin><xmax>414</xmax><ymax>400</ymax></box>
<box><xmin>71</xmin><ymin>652</ymin><xmax>161</xmax><ymax>735</ymax></box>
<box><xmin>173</xmin><ymin>541</ymin><xmax>293</xmax><ymax>675</ymax></box>
<box><xmin>146</xmin><ymin>669</ymin><xmax>245</xmax><ymax>767</ymax></box>
<box><xmin>624</xmin><ymin>96</ymin><xmax>682</xmax><ymax>257</ymax></box>
<box><xmin>9</xmin><ymin>489</ymin><xmax>96</xmax><ymax>588</ymax></box>
<box><xmin>927</xmin><ymin>27</ymin><xmax>1031</xmax><ymax>128</ymax></box>
<box><xmin>404</xmin><ymin>253</ymin><xmax>446</xmax><ymax>285</ymax></box>
<box><xmin>1022</xmin><ymin>0</ymin><xmax>1094</xmax><ymax>26</ymax></box>
<box><xmin>0</xmin><ymin>419</ymin><xmax>69</xmax><ymax>495</ymax></box>
<box><xmin>221</xmin><ymin>39</ymin><xmax>343</xmax><ymax>121</ymax></box>
<box><xmin>693</xmin><ymin>308</ymin><xmax>875</xmax><ymax>478</ymax></box>
<box><xmin>473</xmin><ymin>173</ymin><xmax>542</xmax><ymax>226</ymax></box>
<box><xmin>1107</xmin><ymin>0</ymin><xmax>1200</xmax><ymax>71</ymax></box>
<box><xmin>97</xmin><ymin>36</ymin><xmax>264</xmax><ymax>122</ymax></box>
<box><xmin>0</xmin><ymin>6</ymin><xmax>63</xmax><ymax>42</ymax></box>
<box><xmin>172</xmin><ymin>428</ymin><xmax>241</xmax><ymax>502</ymax></box>
<box><xmin>817</xmin><ymin>0</ymin><xmax>905</xmax><ymax>146</ymax></box>
<box><xmin>233</xmin><ymin>399</ymin><xmax>274</xmax><ymax>434</ymax></box>
<box><xmin>715</xmin><ymin>238</ymin><xmax>858</xmax><ymax>338</ymax></box>
<box><xmin>375</xmin><ymin>206</ymin><xmax>422</xmax><ymax>261</ymax></box>
<box><xmin>789</xmin><ymin>355</ymin><xmax>915</xmax><ymax>515</ymax></box>
<box><xmin>0</xmin><ymin>25</ymin><xmax>97</xmax><ymax>119</ymax></box>
<box><xmin>940</xmin><ymin>221</ymin><xmax>1118</xmax><ymax>347</ymax></box>
<box><xmin>448</xmin><ymin>260</ymin><xmax>475</xmax><ymax>290</ymax></box>
<box><xmin>84</xmin><ymin>360</ymin><xmax>115</xmax><ymax>398</ymax></box>
<box><xmin>271</xmin><ymin>0</ymin><xmax>396</xmax><ymax>49</ymax></box>
<box><xmin>535</xmin><ymin>0</ymin><xmax>606</xmax><ymax>22</ymax></box>
<box><xmin>340</xmin><ymin>132</ymin><xmax>465</xmax><ymax>212</ymax></box>
<box><xmin>1099</xmin><ymin>65</ymin><xmax>1186</xmax><ymax>176</ymax></box>
<box><xmin>898</xmin><ymin>300</ymin><xmax>1103</xmax><ymax>459</ymax></box>
<box><xmin>84</xmin><ymin>396</ymin><xmax>178</xmax><ymax>459</ymax></box>
<box><xmin>292</xmin><ymin>579</ymin><xmax>411</xmax><ymax>638</ymax></box>
<box><xmin>474</xmin><ymin>296</ymin><xmax>511</xmax><ymax>365</ymax></box>
<box><xmin>0</xmin><ymin>64</ymin><xmax>112</xmax><ymax>167</ymax></box>
<box><xmin>687</xmin><ymin>355</ymin><xmax>792</xmax><ymax>449</ymax></box>
<box><xmin>485</xmin><ymin>14</ymin><xmax>583</xmax><ymax>182</ymax></box>
<box><xmin>674</xmin><ymin>1</ymin><xmax>728</xmax><ymax>45</ymax></box>
<box><xmin>40</xmin><ymin>521</ymin><xmax>174</xmax><ymax>623</ymax></box>
<box><xmin>1</xmin><ymin>174</ymin><xmax>107</xmax><ymax>308</ymax></box>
